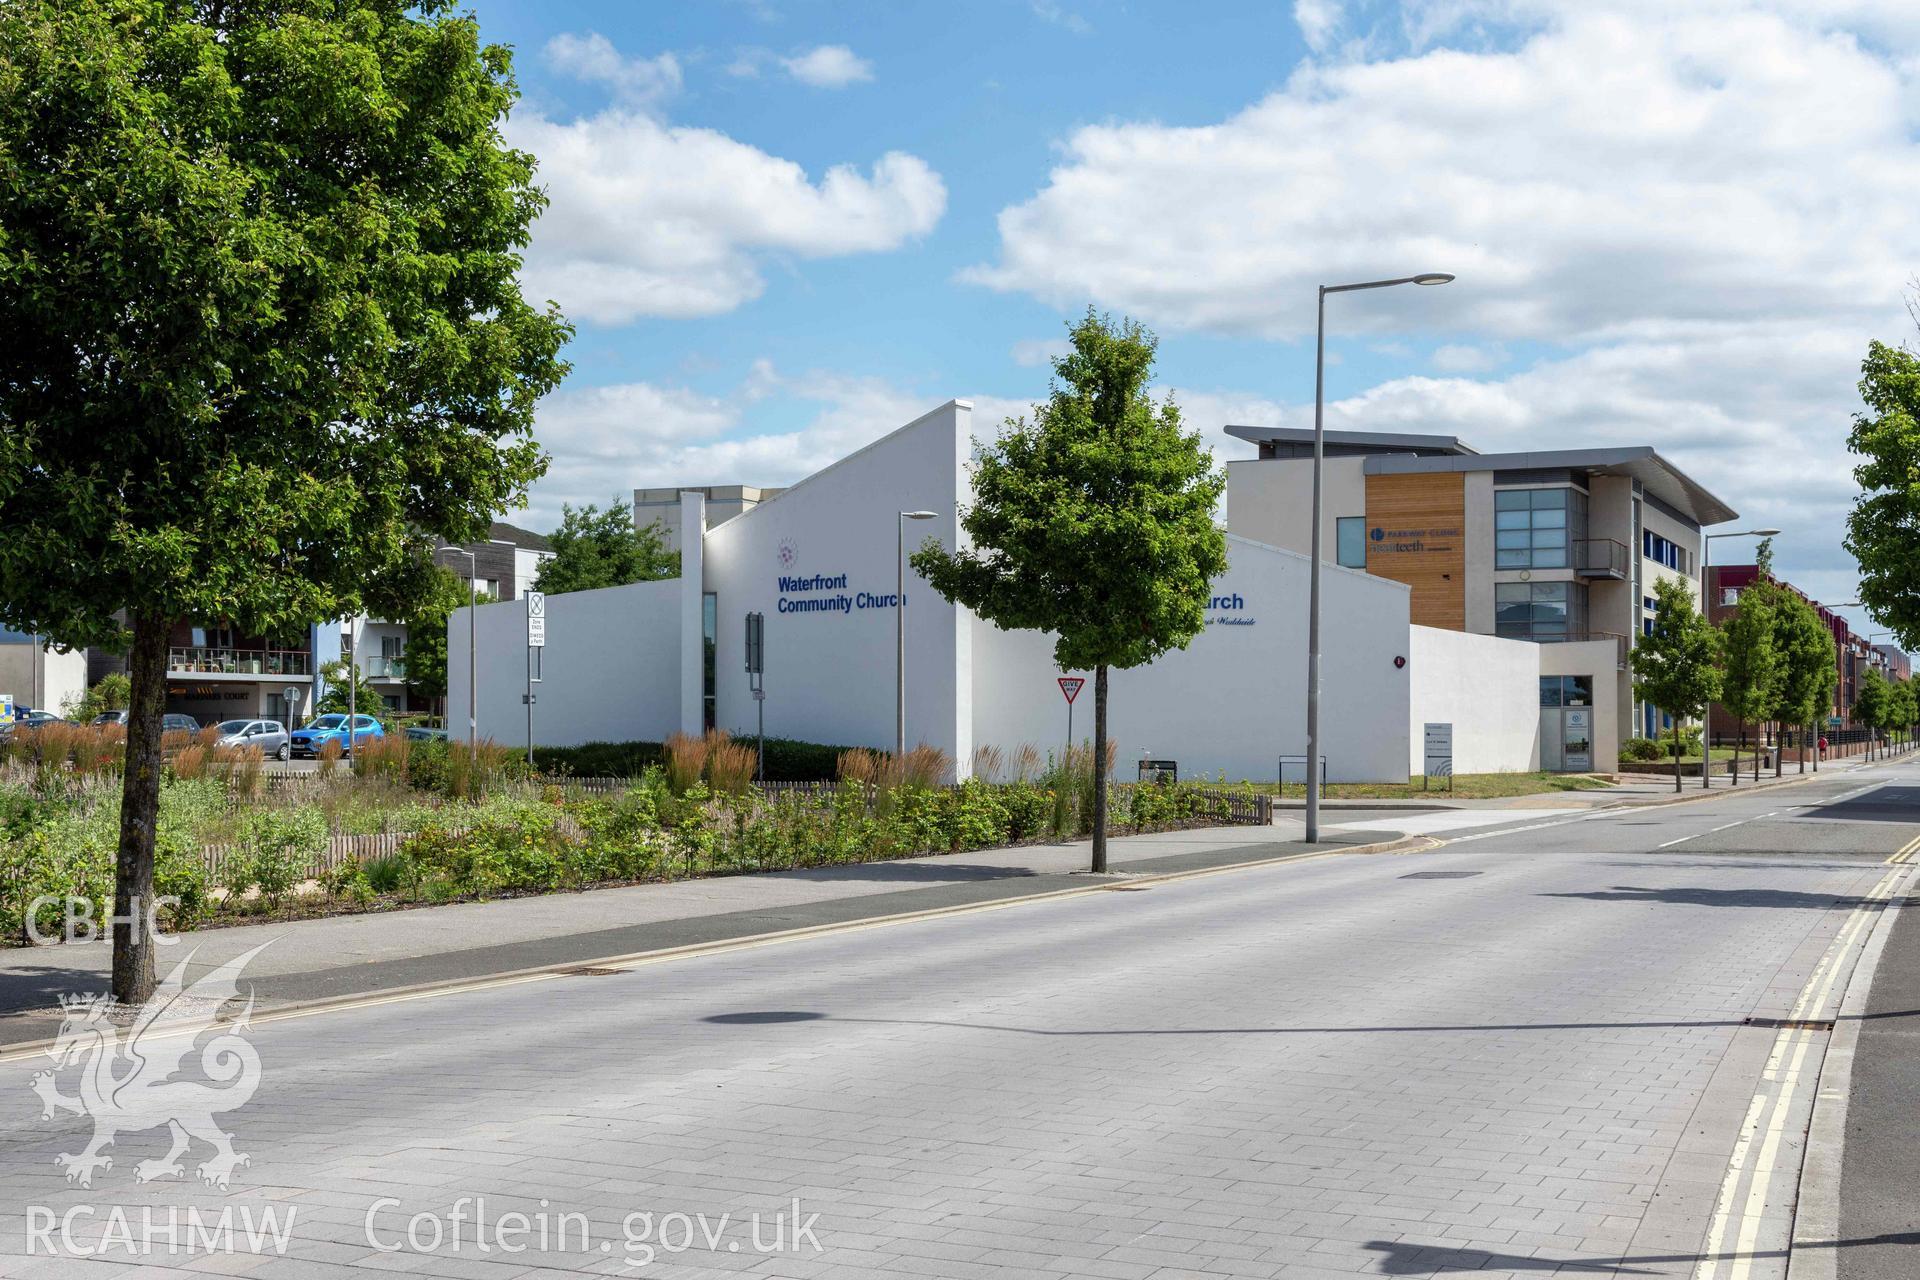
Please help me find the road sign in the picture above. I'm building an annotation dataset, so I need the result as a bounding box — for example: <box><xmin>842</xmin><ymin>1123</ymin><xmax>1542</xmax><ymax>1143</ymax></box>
<box><xmin>1422</xmin><ymin>722</ymin><xmax>1454</xmax><ymax>777</ymax></box>
<box><xmin>526</xmin><ymin>591</ymin><xmax>545</xmax><ymax>647</ymax></box>
<box><xmin>1057</xmin><ymin>676</ymin><xmax>1084</xmax><ymax>704</ymax></box>
<box><xmin>745</xmin><ymin>611</ymin><xmax>764</xmax><ymax>675</ymax></box>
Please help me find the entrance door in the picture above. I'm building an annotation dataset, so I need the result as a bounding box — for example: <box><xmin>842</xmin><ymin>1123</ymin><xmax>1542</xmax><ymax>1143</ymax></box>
<box><xmin>1539</xmin><ymin>675</ymin><xmax>1596</xmax><ymax>772</ymax></box>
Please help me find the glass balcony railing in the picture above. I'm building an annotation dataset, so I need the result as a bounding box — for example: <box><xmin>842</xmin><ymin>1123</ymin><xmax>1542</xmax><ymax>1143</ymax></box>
<box><xmin>360</xmin><ymin>656</ymin><xmax>407</xmax><ymax>678</ymax></box>
<box><xmin>168</xmin><ymin>647</ymin><xmax>312</xmax><ymax>676</ymax></box>
<box><xmin>1572</xmin><ymin>538</ymin><xmax>1630</xmax><ymax>580</ymax></box>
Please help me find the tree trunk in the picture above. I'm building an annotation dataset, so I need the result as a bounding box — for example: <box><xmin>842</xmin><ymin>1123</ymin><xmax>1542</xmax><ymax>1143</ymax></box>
<box><xmin>111</xmin><ymin>611</ymin><xmax>168</xmax><ymax>1006</ymax></box>
<box><xmin>1753</xmin><ymin>722</ymin><xmax>1762</xmax><ymax>781</ymax></box>
<box><xmin>1732</xmin><ymin>725</ymin><xmax>1741</xmax><ymax>786</ymax></box>
<box><xmin>1671</xmin><ymin>718</ymin><xmax>1682</xmax><ymax>793</ymax></box>
<box><xmin>1799</xmin><ymin>723</ymin><xmax>1806</xmax><ymax>774</ymax></box>
<box><xmin>1775</xmin><ymin>721</ymin><xmax>1783</xmax><ymax>777</ymax></box>
<box><xmin>1090</xmin><ymin>663</ymin><xmax>1109</xmax><ymax>874</ymax></box>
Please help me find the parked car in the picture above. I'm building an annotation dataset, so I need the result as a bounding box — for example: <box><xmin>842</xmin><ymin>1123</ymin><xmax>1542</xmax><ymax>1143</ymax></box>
<box><xmin>290</xmin><ymin>713</ymin><xmax>384</xmax><ymax>758</ymax></box>
<box><xmin>91</xmin><ymin>711</ymin><xmax>202</xmax><ymax>734</ymax></box>
<box><xmin>0</xmin><ymin>708</ymin><xmax>65</xmax><ymax>739</ymax></box>
<box><xmin>404</xmin><ymin>726</ymin><xmax>448</xmax><ymax>743</ymax></box>
<box><xmin>212</xmin><ymin>718</ymin><xmax>291</xmax><ymax>761</ymax></box>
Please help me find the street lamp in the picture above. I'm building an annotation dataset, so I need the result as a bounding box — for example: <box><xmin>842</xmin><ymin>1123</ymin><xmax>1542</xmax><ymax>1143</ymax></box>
<box><xmin>897</xmin><ymin>511</ymin><xmax>937</xmax><ymax>757</ymax></box>
<box><xmin>436</xmin><ymin>545</ymin><xmax>479</xmax><ymax>771</ymax></box>
<box><xmin>1305</xmin><ymin>272</ymin><xmax>1453</xmax><ymax>845</ymax></box>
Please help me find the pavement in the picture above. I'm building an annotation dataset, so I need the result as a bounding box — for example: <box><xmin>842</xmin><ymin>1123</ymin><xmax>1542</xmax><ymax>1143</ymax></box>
<box><xmin>0</xmin><ymin>755</ymin><xmax>1915</xmax><ymax>1278</ymax></box>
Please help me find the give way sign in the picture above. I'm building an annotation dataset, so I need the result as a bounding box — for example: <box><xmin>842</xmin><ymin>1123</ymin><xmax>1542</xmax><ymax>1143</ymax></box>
<box><xmin>1057</xmin><ymin>676</ymin><xmax>1085</xmax><ymax>704</ymax></box>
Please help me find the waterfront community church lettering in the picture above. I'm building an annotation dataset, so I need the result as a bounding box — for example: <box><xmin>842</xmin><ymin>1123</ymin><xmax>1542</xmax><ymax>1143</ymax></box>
<box><xmin>776</xmin><ymin>572</ymin><xmax>906</xmax><ymax>615</ymax></box>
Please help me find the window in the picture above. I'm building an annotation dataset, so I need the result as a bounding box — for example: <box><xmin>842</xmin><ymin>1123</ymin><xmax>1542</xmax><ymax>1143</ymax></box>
<box><xmin>1642</xmin><ymin>530</ymin><xmax>1691</xmax><ymax>574</ymax></box>
<box><xmin>702</xmin><ymin>592</ymin><xmax>717</xmax><ymax>732</ymax></box>
<box><xmin>1497</xmin><ymin>581</ymin><xmax>1589</xmax><ymax>642</ymax></box>
<box><xmin>1494</xmin><ymin>487</ymin><xmax>1587</xmax><ymax>569</ymax></box>
<box><xmin>1335</xmin><ymin>517</ymin><xmax>1367</xmax><ymax>569</ymax></box>
<box><xmin>380</xmin><ymin>635</ymin><xmax>403</xmax><ymax>660</ymax></box>
<box><xmin>1538</xmin><ymin>675</ymin><xmax>1594</xmax><ymax>707</ymax></box>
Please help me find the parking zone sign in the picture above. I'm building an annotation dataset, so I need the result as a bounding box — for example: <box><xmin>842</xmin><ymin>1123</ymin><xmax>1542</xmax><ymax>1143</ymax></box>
<box><xmin>527</xmin><ymin>591</ymin><xmax>546</xmax><ymax>647</ymax></box>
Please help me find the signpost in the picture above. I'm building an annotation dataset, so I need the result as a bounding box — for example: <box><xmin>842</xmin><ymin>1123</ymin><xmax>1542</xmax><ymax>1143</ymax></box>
<box><xmin>524</xmin><ymin>591</ymin><xmax>545</xmax><ymax>766</ymax></box>
<box><xmin>1057</xmin><ymin>676</ymin><xmax>1084</xmax><ymax>762</ymax></box>
<box><xmin>1422</xmin><ymin>721</ymin><xmax>1454</xmax><ymax>792</ymax></box>
<box><xmin>745</xmin><ymin>611</ymin><xmax>766</xmax><ymax>780</ymax></box>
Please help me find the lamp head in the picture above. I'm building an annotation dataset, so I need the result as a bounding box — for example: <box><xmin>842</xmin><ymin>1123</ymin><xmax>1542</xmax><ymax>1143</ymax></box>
<box><xmin>1412</xmin><ymin>273</ymin><xmax>1455</xmax><ymax>286</ymax></box>
<box><xmin>902</xmin><ymin>510</ymin><xmax>937</xmax><ymax>520</ymax></box>
<box><xmin>1752</xmin><ymin>528</ymin><xmax>1782</xmax><ymax>537</ymax></box>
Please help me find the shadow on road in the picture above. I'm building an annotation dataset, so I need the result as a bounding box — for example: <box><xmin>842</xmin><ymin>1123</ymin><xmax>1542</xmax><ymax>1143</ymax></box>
<box><xmin>1362</xmin><ymin>1233</ymin><xmax>1920</xmax><ymax>1274</ymax></box>
<box><xmin>1542</xmin><ymin>885</ymin><xmax>1908</xmax><ymax>910</ymax></box>
<box><xmin>700</xmin><ymin>1009</ymin><xmax>1920</xmax><ymax>1035</ymax></box>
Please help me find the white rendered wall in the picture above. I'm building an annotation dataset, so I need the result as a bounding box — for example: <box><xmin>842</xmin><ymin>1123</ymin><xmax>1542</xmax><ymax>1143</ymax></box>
<box><xmin>968</xmin><ymin>536</ymin><xmax>1413</xmax><ymax>783</ymax></box>
<box><xmin>448</xmin><ymin>578</ymin><xmax>682</xmax><ymax>748</ymax></box>
<box><xmin>1407</xmin><ymin>626</ymin><xmax>1541</xmax><ymax>774</ymax></box>
<box><xmin>1224</xmin><ymin>456</ymin><xmax>1366</xmax><ymax>557</ymax></box>
<box><xmin>703</xmin><ymin>402</ymin><xmax>972</xmax><ymax>765</ymax></box>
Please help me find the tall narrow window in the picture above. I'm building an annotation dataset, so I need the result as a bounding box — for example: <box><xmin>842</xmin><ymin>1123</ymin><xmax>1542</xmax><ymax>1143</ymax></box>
<box><xmin>1335</xmin><ymin>517</ymin><xmax>1367</xmax><ymax>569</ymax></box>
<box><xmin>702</xmin><ymin>592</ymin><xmax>717</xmax><ymax>732</ymax></box>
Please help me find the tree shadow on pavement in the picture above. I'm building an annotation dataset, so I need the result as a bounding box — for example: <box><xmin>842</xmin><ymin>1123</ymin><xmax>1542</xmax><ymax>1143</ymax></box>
<box><xmin>1363</xmin><ymin>1233</ymin><xmax>1920</xmax><ymax>1275</ymax></box>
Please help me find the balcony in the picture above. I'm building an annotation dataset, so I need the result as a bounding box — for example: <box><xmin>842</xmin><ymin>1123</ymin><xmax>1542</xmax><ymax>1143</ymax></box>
<box><xmin>168</xmin><ymin>647</ymin><xmax>312</xmax><ymax>677</ymax></box>
<box><xmin>1572</xmin><ymin>537</ymin><xmax>1630</xmax><ymax>581</ymax></box>
<box><xmin>360</xmin><ymin>656</ymin><xmax>407</xmax><ymax>679</ymax></box>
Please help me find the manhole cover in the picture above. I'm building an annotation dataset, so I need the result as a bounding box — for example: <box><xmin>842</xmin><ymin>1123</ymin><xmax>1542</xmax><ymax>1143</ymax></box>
<box><xmin>1399</xmin><ymin>870</ymin><xmax>1483</xmax><ymax>880</ymax></box>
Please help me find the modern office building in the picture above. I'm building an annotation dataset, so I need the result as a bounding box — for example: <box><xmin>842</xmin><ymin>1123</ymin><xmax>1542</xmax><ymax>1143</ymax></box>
<box><xmin>1225</xmin><ymin>428</ymin><xmax>1737</xmax><ymax>772</ymax></box>
<box><xmin>449</xmin><ymin>402</ymin><xmax>1554</xmax><ymax>781</ymax></box>
<box><xmin>0</xmin><ymin>627</ymin><xmax>88</xmax><ymax>715</ymax></box>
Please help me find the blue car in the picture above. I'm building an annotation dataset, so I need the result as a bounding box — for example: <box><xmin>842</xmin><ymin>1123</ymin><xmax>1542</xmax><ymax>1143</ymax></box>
<box><xmin>290</xmin><ymin>713</ymin><xmax>385</xmax><ymax>758</ymax></box>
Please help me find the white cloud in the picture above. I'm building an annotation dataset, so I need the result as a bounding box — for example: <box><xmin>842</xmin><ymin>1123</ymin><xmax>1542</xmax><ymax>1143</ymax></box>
<box><xmin>543</xmin><ymin>33</ymin><xmax>681</xmax><ymax>110</ymax></box>
<box><xmin>963</xmin><ymin>1</ymin><xmax>1920</xmax><ymax>594</ymax></box>
<box><xmin>1010</xmin><ymin>338</ymin><xmax>1072</xmax><ymax>367</ymax></box>
<box><xmin>510</xmin><ymin>108</ymin><xmax>945</xmax><ymax>324</ymax></box>
<box><xmin>780</xmin><ymin>45</ymin><xmax>874</xmax><ymax>88</ymax></box>
<box><xmin>1429</xmin><ymin>342</ymin><xmax>1508</xmax><ymax>373</ymax></box>
<box><xmin>1032</xmin><ymin>2</ymin><xmax>1093</xmax><ymax>34</ymax></box>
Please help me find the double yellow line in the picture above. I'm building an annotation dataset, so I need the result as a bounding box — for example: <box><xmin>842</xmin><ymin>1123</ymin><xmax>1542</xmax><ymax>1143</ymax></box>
<box><xmin>1887</xmin><ymin>833</ymin><xmax>1920</xmax><ymax>864</ymax></box>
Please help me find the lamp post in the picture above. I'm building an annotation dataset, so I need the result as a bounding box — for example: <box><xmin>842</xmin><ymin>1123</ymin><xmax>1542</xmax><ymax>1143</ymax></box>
<box><xmin>897</xmin><ymin>511</ymin><xmax>937</xmax><ymax>758</ymax></box>
<box><xmin>1305</xmin><ymin>272</ymin><xmax>1453</xmax><ymax>845</ymax></box>
<box><xmin>436</xmin><ymin>545</ymin><xmax>479</xmax><ymax>772</ymax></box>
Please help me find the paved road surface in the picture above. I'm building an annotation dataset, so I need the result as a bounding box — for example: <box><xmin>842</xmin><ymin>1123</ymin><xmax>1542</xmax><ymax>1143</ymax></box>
<box><xmin>0</xmin><ymin>762</ymin><xmax>1913</xmax><ymax>1279</ymax></box>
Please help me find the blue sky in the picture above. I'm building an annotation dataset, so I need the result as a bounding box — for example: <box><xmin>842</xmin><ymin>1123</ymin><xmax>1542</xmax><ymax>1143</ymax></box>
<box><xmin>481</xmin><ymin>0</ymin><xmax>1920</xmax><ymax>635</ymax></box>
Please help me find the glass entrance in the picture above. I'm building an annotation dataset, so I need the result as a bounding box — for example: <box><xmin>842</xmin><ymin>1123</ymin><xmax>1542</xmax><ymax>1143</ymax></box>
<box><xmin>1539</xmin><ymin>675</ymin><xmax>1596</xmax><ymax>772</ymax></box>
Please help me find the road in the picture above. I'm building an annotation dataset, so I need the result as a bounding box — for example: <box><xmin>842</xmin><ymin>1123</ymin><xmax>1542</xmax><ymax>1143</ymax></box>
<box><xmin>0</xmin><ymin>762</ymin><xmax>1914</xmax><ymax>1280</ymax></box>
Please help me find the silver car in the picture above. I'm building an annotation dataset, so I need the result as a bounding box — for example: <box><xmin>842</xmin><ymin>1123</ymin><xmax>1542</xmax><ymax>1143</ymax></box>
<box><xmin>211</xmin><ymin>718</ymin><xmax>291</xmax><ymax>761</ymax></box>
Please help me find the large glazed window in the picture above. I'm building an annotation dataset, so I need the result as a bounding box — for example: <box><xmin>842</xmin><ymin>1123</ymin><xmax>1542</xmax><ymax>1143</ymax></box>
<box><xmin>1336</xmin><ymin>517</ymin><xmax>1367</xmax><ymax>569</ymax></box>
<box><xmin>1494</xmin><ymin>487</ymin><xmax>1588</xmax><ymax>569</ymax></box>
<box><xmin>1496</xmin><ymin>581</ymin><xmax>1590</xmax><ymax>642</ymax></box>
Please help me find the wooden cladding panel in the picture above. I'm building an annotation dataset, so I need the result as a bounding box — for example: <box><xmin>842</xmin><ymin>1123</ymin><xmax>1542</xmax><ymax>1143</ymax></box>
<box><xmin>1364</xmin><ymin>473</ymin><xmax>1466</xmax><ymax>630</ymax></box>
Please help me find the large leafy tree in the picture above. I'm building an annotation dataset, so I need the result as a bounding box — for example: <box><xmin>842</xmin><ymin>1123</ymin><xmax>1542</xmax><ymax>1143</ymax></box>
<box><xmin>534</xmin><ymin>501</ymin><xmax>679</xmax><ymax>595</ymax></box>
<box><xmin>912</xmin><ymin>310</ymin><xmax>1227</xmax><ymax>872</ymax></box>
<box><xmin>1718</xmin><ymin>565</ymin><xmax>1780</xmax><ymax>786</ymax></box>
<box><xmin>1846</xmin><ymin>341</ymin><xmax>1920</xmax><ymax>648</ymax></box>
<box><xmin>1769</xmin><ymin>590</ymin><xmax>1838</xmax><ymax>776</ymax></box>
<box><xmin>1629</xmin><ymin>576</ymin><xmax>1720</xmax><ymax>792</ymax></box>
<box><xmin>1854</xmin><ymin>666</ymin><xmax>1891</xmax><ymax>759</ymax></box>
<box><xmin>0</xmin><ymin>0</ymin><xmax>569</xmax><ymax>1002</ymax></box>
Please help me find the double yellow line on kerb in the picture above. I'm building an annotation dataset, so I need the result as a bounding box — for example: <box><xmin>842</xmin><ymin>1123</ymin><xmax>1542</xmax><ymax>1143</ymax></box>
<box><xmin>1887</xmin><ymin>833</ymin><xmax>1920</xmax><ymax>864</ymax></box>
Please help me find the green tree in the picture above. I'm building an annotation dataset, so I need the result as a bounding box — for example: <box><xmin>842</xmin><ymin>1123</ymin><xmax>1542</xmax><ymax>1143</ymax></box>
<box><xmin>911</xmin><ymin>311</ymin><xmax>1227</xmax><ymax>872</ymax></box>
<box><xmin>0</xmin><ymin>0</ymin><xmax>569</xmax><ymax>1002</ymax></box>
<box><xmin>1769</xmin><ymin>592</ymin><xmax>1838</xmax><ymax>776</ymax></box>
<box><xmin>1846</xmin><ymin>341</ymin><xmax>1920</xmax><ymax>648</ymax></box>
<box><xmin>401</xmin><ymin>569</ymin><xmax>496</xmax><ymax>710</ymax></box>
<box><xmin>1854</xmin><ymin>667</ymin><xmax>1891</xmax><ymax>759</ymax></box>
<box><xmin>61</xmin><ymin>673</ymin><xmax>133</xmax><ymax>722</ymax></box>
<box><xmin>1718</xmin><ymin>568</ymin><xmax>1781</xmax><ymax>786</ymax></box>
<box><xmin>535</xmin><ymin>501</ymin><xmax>679</xmax><ymax>594</ymax></box>
<box><xmin>1888</xmin><ymin>677</ymin><xmax>1916</xmax><ymax>751</ymax></box>
<box><xmin>314</xmin><ymin>656</ymin><xmax>383</xmax><ymax>719</ymax></box>
<box><xmin>1630</xmin><ymin>577</ymin><xmax>1721</xmax><ymax>792</ymax></box>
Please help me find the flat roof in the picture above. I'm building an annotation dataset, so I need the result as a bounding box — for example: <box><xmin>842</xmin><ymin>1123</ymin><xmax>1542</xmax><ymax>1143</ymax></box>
<box><xmin>1360</xmin><ymin>446</ymin><xmax>1737</xmax><ymax>525</ymax></box>
<box><xmin>1225</xmin><ymin>425</ymin><xmax>1476</xmax><ymax>456</ymax></box>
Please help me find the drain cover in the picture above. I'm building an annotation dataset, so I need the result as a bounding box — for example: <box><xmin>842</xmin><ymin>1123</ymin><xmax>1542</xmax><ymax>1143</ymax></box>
<box><xmin>561</xmin><ymin>966</ymin><xmax>627</xmax><ymax>976</ymax></box>
<box><xmin>1399</xmin><ymin>870</ymin><xmax>1483</xmax><ymax>880</ymax></box>
<box><xmin>1745</xmin><ymin>1016</ymin><xmax>1835</xmax><ymax>1031</ymax></box>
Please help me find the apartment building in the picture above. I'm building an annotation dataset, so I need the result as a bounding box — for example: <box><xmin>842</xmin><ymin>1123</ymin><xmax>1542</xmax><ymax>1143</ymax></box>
<box><xmin>84</xmin><ymin>522</ymin><xmax>554</xmax><ymax>724</ymax></box>
<box><xmin>1225</xmin><ymin>427</ymin><xmax>1736</xmax><ymax>772</ymax></box>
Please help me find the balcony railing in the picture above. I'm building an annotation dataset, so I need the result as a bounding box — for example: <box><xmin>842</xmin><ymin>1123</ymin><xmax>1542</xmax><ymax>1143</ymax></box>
<box><xmin>360</xmin><ymin>656</ymin><xmax>407</xmax><ymax>678</ymax></box>
<box><xmin>1572</xmin><ymin>537</ymin><xmax>1630</xmax><ymax>580</ymax></box>
<box><xmin>169</xmin><ymin>647</ymin><xmax>312</xmax><ymax>677</ymax></box>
